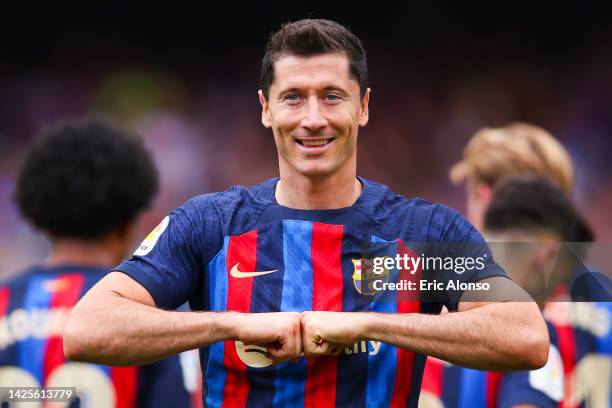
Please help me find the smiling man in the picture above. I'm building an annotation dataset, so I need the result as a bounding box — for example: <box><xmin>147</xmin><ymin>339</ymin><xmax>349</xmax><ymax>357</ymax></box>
<box><xmin>64</xmin><ymin>19</ymin><xmax>548</xmax><ymax>407</ymax></box>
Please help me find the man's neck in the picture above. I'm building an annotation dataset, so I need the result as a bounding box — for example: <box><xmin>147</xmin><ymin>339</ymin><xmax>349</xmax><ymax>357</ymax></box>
<box><xmin>275</xmin><ymin>170</ymin><xmax>362</xmax><ymax>210</ymax></box>
<box><xmin>46</xmin><ymin>239</ymin><xmax>118</xmax><ymax>268</ymax></box>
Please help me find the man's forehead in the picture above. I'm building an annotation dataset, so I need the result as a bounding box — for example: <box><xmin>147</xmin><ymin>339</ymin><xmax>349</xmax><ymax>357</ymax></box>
<box><xmin>270</xmin><ymin>53</ymin><xmax>357</xmax><ymax>92</ymax></box>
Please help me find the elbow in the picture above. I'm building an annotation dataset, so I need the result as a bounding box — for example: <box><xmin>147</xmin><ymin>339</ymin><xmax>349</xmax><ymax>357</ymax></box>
<box><xmin>63</xmin><ymin>306</ymin><xmax>104</xmax><ymax>362</ymax></box>
<box><xmin>63</xmin><ymin>314</ymin><xmax>89</xmax><ymax>361</ymax></box>
<box><xmin>515</xmin><ymin>321</ymin><xmax>550</xmax><ymax>370</ymax></box>
<box><xmin>529</xmin><ymin>332</ymin><xmax>550</xmax><ymax>369</ymax></box>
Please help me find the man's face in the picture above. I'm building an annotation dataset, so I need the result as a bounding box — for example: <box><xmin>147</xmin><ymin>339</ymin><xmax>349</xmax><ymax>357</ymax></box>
<box><xmin>259</xmin><ymin>53</ymin><xmax>370</xmax><ymax>178</ymax></box>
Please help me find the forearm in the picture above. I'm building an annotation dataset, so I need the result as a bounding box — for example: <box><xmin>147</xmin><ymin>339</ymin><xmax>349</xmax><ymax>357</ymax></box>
<box><xmin>64</xmin><ymin>291</ymin><xmax>235</xmax><ymax>366</ymax></box>
<box><xmin>364</xmin><ymin>302</ymin><xmax>548</xmax><ymax>370</ymax></box>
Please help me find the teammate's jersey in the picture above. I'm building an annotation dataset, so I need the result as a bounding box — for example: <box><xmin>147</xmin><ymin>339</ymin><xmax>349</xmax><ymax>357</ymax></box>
<box><xmin>116</xmin><ymin>177</ymin><xmax>507</xmax><ymax>408</ymax></box>
<box><xmin>542</xmin><ymin>285</ymin><xmax>612</xmax><ymax>408</ymax></box>
<box><xmin>421</xmin><ymin>290</ymin><xmax>612</xmax><ymax>407</ymax></box>
<box><xmin>420</xmin><ymin>321</ymin><xmax>564</xmax><ymax>408</ymax></box>
<box><xmin>0</xmin><ymin>265</ymin><xmax>199</xmax><ymax>408</ymax></box>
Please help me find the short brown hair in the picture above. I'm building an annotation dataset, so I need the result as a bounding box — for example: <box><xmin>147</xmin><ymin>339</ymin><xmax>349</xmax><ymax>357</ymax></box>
<box><xmin>260</xmin><ymin>19</ymin><xmax>368</xmax><ymax>100</ymax></box>
<box><xmin>450</xmin><ymin>123</ymin><xmax>574</xmax><ymax>194</ymax></box>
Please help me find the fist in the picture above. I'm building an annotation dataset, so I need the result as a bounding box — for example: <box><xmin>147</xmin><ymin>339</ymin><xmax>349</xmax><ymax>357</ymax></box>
<box><xmin>232</xmin><ymin>312</ymin><xmax>302</xmax><ymax>364</ymax></box>
<box><xmin>301</xmin><ymin>311</ymin><xmax>367</xmax><ymax>358</ymax></box>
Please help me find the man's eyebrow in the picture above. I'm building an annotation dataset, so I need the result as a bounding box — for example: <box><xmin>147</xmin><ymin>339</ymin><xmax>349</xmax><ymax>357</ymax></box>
<box><xmin>276</xmin><ymin>85</ymin><xmax>351</xmax><ymax>97</ymax></box>
<box><xmin>323</xmin><ymin>85</ymin><xmax>350</xmax><ymax>95</ymax></box>
<box><xmin>276</xmin><ymin>87</ymin><xmax>302</xmax><ymax>98</ymax></box>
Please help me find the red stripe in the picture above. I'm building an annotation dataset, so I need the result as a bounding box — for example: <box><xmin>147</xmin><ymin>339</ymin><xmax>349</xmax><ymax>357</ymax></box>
<box><xmin>391</xmin><ymin>240</ymin><xmax>421</xmax><ymax>407</ymax></box>
<box><xmin>43</xmin><ymin>274</ymin><xmax>85</xmax><ymax>385</ymax></box>
<box><xmin>485</xmin><ymin>371</ymin><xmax>503</xmax><ymax>408</ymax></box>
<box><xmin>547</xmin><ymin>284</ymin><xmax>577</xmax><ymax>408</ymax></box>
<box><xmin>304</xmin><ymin>223</ymin><xmax>344</xmax><ymax>408</ymax></box>
<box><xmin>554</xmin><ymin>322</ymin><xmax>577</xmax><ymax>408</ymax></box>
<box><xmin>111</xmin><ymin>367</ymin><xmax>139</xmax><ymax>408</ymax></box>
<box><xmin>421</xmin><ymin>358</ymin><xmax>444</xmax><ymax>397</ymax></box>
<box><xmin>0</xmin><ymin>287</ymin><xmax>9</xmax><ymax>317</ymax></box>
<box><xmin>222</xmin><ymin>231</ymin><xmax>258</xmax><ymax>408</ymax></box>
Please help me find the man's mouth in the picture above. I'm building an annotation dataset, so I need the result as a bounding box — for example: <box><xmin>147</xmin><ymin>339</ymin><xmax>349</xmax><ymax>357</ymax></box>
<box><xmin>295</xmin><ymin>138</ymin><xmax>334</xmax><ymax>147</ymax></box>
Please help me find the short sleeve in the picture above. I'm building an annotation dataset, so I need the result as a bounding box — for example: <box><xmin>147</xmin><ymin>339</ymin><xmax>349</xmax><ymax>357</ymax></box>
<box><xmin>426</xmin><ymin>204</ymin><xmax>508</xmax><ymax>311</ymax></box>
<box><xmin>115</xmin><ymin>199</ymin><xmax>213</xmax><ymax>309</ymax></box>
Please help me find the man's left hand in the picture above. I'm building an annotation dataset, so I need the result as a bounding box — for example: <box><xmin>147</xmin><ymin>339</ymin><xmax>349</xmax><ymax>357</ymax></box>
<box><xmin>301</xmin><ymin>311</ymin><xmax>370</xmax><ymax>358</ymax></box>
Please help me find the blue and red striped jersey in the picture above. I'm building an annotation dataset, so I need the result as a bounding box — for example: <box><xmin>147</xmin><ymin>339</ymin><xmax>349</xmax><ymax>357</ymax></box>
<box><xmin>116</xmin><ymin>177</ymin><xmax>507</xmax><ymax>408</ymax></box>
<box><xmin>421</xmin><ymin>321</ymin><xmax>564</xmax><ymax>408</ymax></box>
<box><xmin>0</xmin><ymin>265</ymin><xmax>199</xmax><ymax>408</ymax></box>
<box><xmin>421</xmin><ymin>289</ymin><xmax>612</xmax><ymax>407</ymax></box>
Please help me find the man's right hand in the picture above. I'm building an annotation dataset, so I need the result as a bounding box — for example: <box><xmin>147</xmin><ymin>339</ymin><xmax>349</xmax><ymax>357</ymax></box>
<box><xmin>228</xmin><ymin>312</ymin><xmax>303</xmax><ymax>364</ymax></box>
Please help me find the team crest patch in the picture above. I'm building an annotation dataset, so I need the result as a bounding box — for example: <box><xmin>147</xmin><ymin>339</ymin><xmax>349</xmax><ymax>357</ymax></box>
<box><xmin>134</xmin><ymin>216</ymin><xmax>170</xmax><ymax>256</ymax></box>
<box><xmin>352</xmin><ymin>258</ymin><xmax>390</xmax><ymax>295</ymax></box>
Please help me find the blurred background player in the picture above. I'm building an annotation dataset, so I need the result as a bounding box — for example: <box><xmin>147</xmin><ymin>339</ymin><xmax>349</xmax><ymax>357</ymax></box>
<box><xmin>0</xmin><ymin>119</ymin><xmax>200</xmax><ymax>407</ymax></box>
<box><xmin>485</xmin><ymin>176</ymin><xmax>605</xmax><ymax>408</ymax></box>
<box><xmin>420</xmin><ymin>123</ymin><xmax>611</xmax><ymax>407</ymax></box>
<box><xmin>448</xmin><ymin>122</ymin><xmax>574</xmax><ymax>231</ymax></box>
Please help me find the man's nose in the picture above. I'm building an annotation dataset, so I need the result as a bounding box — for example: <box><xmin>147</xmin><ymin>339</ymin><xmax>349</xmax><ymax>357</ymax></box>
<box><xmin>301</xmin><ymin>97</ymin><xmax>328</xmax><ymax>130</ymax></box>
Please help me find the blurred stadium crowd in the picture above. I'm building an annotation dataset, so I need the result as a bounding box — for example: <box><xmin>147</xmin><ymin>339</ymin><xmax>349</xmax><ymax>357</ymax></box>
<box><xmin>1</xmin><ymin>4</ymin><xmax>611</xmax><ymax>278</ymax></box>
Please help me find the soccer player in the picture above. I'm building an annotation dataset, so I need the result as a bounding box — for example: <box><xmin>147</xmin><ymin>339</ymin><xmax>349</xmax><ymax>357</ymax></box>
<box><xmin>421</xmin><ymin>176</ymin><xmax>595</xmax><ymax>407</ymax></box>
<box><xmin>64</xmin><ymin>20</ymin><xmax>548</xmax><ymax>407</ymax></box>
<box><xmin>449</xmin><ymin>123</ymin><xmax>573</xmax><ymax>231</ymax></box>
<box><xmin>421</xmin><ymin>124</ymin><xmax>611</xmax><ymax>407</ymax></box>
<box><xmin>0</xmin><ymin>120</ymin><xmax>199</xmax><ymax>407</ymax></box>
<box><xmin>486</xmin><ymin>176</ymin><xmax>598</xmax><ymax>408</ymax></box>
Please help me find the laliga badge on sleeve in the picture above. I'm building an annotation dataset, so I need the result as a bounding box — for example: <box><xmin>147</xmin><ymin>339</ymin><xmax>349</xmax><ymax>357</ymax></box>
<box><xmin>134</xmin><ymin>216</ymin><xmax>170</xmax><ymax>256</ymax></box>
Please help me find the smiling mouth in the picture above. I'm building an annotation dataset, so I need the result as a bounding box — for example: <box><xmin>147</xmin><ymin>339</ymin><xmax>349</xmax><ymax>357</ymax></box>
<box><xmin>295</xmin><ymin>138</ymin><xmax>334</xmax><ymax>147</ymax></box>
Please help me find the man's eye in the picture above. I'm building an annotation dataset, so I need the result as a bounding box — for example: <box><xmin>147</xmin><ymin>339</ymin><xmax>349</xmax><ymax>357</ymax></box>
<box><xmin>284</xmin><ymin>94</ymin><xmax>300</xmax><ymax>102</ymax></box>
<box><xmin>326</xmin><ymin>94</ymin><xmax>342</xmax><ymax>102</ymax></box>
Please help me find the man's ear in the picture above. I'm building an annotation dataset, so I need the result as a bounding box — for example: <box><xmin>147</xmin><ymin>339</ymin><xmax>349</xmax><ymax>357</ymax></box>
<box><xmin>532</xmin><ymin>241</ymin><xmax>561</xmax><ymax>289</ymax></box>
<box><xmin>359</xmin><ymin>87</ymin><xmax>371</xmax><ymax>127</ymax></box>
<box><xmin>258</xmin><ymin>90</ymin><xmax>271</xmax><ymax>128</ymax></box>
<box><xmin>476</xmin><ymin>182</ymin><xmax>493</xmax><ymax>208</ymax></box>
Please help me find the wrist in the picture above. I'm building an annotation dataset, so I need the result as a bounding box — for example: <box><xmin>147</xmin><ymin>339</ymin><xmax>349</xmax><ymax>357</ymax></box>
<box><xmin>212</xmin><ymin>311</ymin><xmax>241</xmax><ymax>341</ymax></box>
<box><xmin>359</xmin><ymin>312</ymin><xmax>381</xmax><ymax>341</ymax></box>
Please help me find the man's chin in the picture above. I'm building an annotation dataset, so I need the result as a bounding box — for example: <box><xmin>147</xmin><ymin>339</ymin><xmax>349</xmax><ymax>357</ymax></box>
<box><xmin>294</xmin><ymin>163</ymin><xmax>337</xmax><ymax>178</ymax></box>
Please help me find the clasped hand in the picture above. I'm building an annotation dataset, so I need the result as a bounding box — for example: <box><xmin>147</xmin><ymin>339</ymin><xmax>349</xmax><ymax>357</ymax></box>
<box><xmin>232</xmin><ymin>311</ymin><xmax>368</xmax><ymax>364</ymax></box>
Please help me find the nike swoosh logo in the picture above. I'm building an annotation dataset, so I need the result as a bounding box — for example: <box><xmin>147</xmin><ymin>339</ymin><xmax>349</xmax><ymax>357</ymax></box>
<box><xmin>230</xmin><ymin>263</ymin><xmax>279</xmax><ymax>278</ymax></box>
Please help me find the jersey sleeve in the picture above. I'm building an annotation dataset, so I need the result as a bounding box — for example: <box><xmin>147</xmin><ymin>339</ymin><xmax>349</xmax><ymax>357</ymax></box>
<box><xmin>427</xmin><ymin>204</ymin><xmax>508</xmax><ymax>312</ymax></box>
<box><xmin>115</xmin><ymin>198</ymin><xmax>219</xmax><ymax>310</ymax></box>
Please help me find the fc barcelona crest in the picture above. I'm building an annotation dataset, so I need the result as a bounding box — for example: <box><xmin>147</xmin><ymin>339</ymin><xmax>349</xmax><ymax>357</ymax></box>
<box><xmin>352</xmin><ymin>258</ymin><xmax>390</xmax><ymax>295</ymax></box>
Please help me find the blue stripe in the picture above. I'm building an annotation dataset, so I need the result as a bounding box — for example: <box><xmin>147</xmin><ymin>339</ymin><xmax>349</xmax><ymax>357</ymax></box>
<box><xmin>21</xmin><ymin>274</ymin><xmax>53</xmax><ymax>385</ymax></box>
<box><xmin>441</xmin><ymin>364</ymin><xmax>462</xmax><ymax>408</ymax></box>
<box><xmin>366</xmin><ymin>236</ymin><xmax>398</xmax><ymax>407</ymax></box>
<box><xmin>272</xmin><ymin>220</ymin><xmax>313</xmax><ymax>408</ymax></box>
<box><xmin>246</xmin><ymin>222</ymin><xmax>285</xmax><ymax>408</ymax></box>
<box><xmin>205</xmin><ymin>236</ymin><xmax>229</xmax><ymax>408</ymax></box>
<box><xmin>336</xmin><ymin>228</ymin><xmax>371</xmax><ymax>408</ymax></box>
<box><xmin>458</xmin><ymin>368</ymin><xmax>486</xmax><ymax>408</ymax></box>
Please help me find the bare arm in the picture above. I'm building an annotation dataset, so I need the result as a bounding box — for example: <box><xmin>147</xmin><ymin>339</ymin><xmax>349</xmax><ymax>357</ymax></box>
<box><xmin>364</xmin><ymin>301</ymin><xmax>547</xmax><ymax>370</ymax></box>
<box><xmin>301</xmin><ymin>277</ymin><xmax>549</xmax><ymax>370</ymax></box>
<box><xmin>63</xmin><ymin>272</ymin><xmax>302</xmax><ymax>366</ymax></box>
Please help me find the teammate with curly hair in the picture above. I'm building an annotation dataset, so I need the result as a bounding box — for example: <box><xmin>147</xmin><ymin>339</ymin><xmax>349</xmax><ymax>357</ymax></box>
<box><xmin>0</xmin><ymin>119</ymin><xmax>199</xmax><ymax>407</ymax></box>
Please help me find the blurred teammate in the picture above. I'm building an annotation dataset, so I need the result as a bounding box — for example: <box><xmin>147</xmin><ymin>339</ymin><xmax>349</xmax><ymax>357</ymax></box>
<box><xmin>421</xmin><ymin>123</ymin><xmax>611</xmax><ymax>407</ymax></box>
<box><xmin>0</xmin><ymin>120</ymin><xmax>199</xmax><ymax>407</ymax></box>
<box><xmin>64</xmin><ymin>20</ymin><xmax>548</xmax><ymax>407</ymax></box>
<box><xmin>486</xmin><ymin>176</ymin><xmax>603</xmax><ymax>408</ymax></box>
<box><xmin>449</xmin><ymin>123</ymin><xmax>573</xmax><ymax>231</ymax></box>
